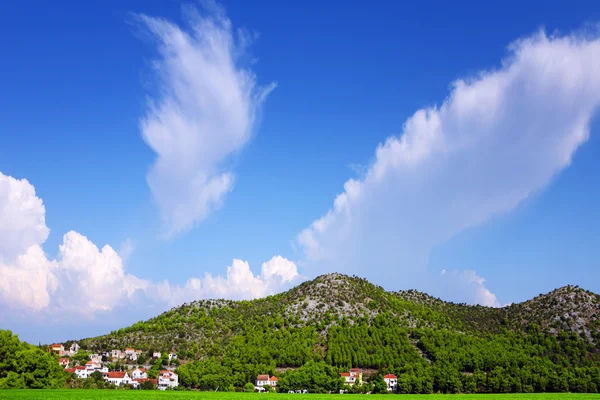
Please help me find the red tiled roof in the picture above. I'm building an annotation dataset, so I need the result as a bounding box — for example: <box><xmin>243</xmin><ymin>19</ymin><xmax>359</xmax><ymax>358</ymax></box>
<box><xmin>74</xmin><ymin>366</ymin><xmax>86</xmax><ymax>370</ymax></box>
<box><xmin>51</xmin><ymin>343</ymin><xmax>62</xmax><ymax>348</ymax></box>
<box><xmin>269</xmin><ymin>376</ymin><xmax>278</xmax><ymax>381</ymax></box>
<box><xmin>341</xmin><ymin>372</ymin><xmax>350</xmax><ymax>377</ymax></box>
<box><xmin>149</xmin><ymin>379</ymin><xmax>158</xmax><ymax>384</ymax></box>
<box><xmin>58</xmin><ymin>358</ymin><xmax>69</xmax><ymax>362</ymax></box>
<box><xmin>64</xmin><ymin>368</ymin><xmax>75</xmax><ymax>374</ymax></box>
<box><xmin>384</xmin><ymin>374</ymin><xmax>397</xmax><ymax>379</ymax></box>
<box><xmin>126</xmin><ymin>348</ymin><xmax>134</xmax><ymax>351</ymax></box>
<box><xmin>257</xmin><ymin>374</ymin><xmax>269</xmax><ymax>380</ymax></box>
<box><xmin>138</xmin><ymin>368</ymin><xmax>146</xmax><ymax>372</ymax></box>
<box><xmin>107</xmin><ymin>372</ymin><xmax>127</xmax><ymax>379</ymax></box>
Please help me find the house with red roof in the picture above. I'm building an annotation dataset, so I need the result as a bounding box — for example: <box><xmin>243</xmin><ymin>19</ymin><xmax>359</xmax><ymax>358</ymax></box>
<box><xmin>255</xmin><ymin>374</ymin><xmax>278</xmax><ymax>390</ymax></box>
<box><xmin>158</xmin><ymin>370</ymin><xmax>179</xmax><ymax>390</ymax></box>
<box><xmin>58</xmin><ymin>358</ymin><xmax>69</xmax><ymax>367</ymax></box>
<box><xmin>383</xmin><ymin>374</ymin><xmax>398</xmax><ymax>391</ymax></box>
<box><xmin>131</xmin><ymin>367</ymin><xmax>147</xmax><ymax>379</ymax></box>
<box><xmin>64</xmin><ymin>368</ymin><xmax>76</xmax><ymax>374</ymax></box>
<box><xmin>105</xmin><ymin>371</ymin><xmax>131</xmax><ymax>386</ymax></box>
<box><xmin>49</xmin><ymin>343</ymin><xmax>65</xmax><ymax>356</ymax></box>
<box><xmin>341</xmin><ymin>368</ymin><xmax>362</xmax><ymax>385</ymax></box>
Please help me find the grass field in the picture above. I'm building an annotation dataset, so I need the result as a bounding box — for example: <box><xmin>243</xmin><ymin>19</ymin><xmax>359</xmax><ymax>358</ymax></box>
<box><xmin>0</xmin><ymin>391</ymin><xmax>599</xmax><ymax>400</ymax></box>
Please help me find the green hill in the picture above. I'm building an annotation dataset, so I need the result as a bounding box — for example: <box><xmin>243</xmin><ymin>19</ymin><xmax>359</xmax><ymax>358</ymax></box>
<box><xmin>75</xmin><ymin>273</ymin><xmax>600</xmax><ymax>393</ymax></box>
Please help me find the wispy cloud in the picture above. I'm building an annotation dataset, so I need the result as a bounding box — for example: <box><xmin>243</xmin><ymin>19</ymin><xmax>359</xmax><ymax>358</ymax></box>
<box><xmin>138</xmin><ymin>3</ymin><xmax>275</xmax><ymax>238</ymax></box>
<box><xmin>298</xmin><ymin>30</ymin><xmax>600</xmax><ymax>306</ymax></box>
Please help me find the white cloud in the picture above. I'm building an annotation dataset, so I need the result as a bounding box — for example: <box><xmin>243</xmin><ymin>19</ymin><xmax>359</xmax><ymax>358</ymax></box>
<box><xmin>0</xmin><ymin>171</ymin><xmax>298</xmax><ymax>318</ymax></box>
<box><xmin>298</xmin><ymin>30</ymin><xmax>600</xmax><ymax>305</ymax></box>
<box><xmin>153</xmin><ymin>255</ymin><xmax>302</xmax><ymax>307</ymax></box>
<box><xmin>0</xmin><ymin>172</ymin><xmax>49</xmax><ymax>262</ymax></box>
<box><xmin>139</xmin><ymin>3</ymin><xmax>275</xmax><ymax>237</ymax></box>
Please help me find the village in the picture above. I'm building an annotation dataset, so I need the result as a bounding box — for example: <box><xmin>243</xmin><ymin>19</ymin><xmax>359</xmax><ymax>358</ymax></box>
<box><xmin>50</xmin><ymin>343</ymin><xmax>398</xmax><ymax>392</ymax></box>
<box><xmin>50</xmin><ymin>342</ymin><xmax>179</xmax><ymax>390</ymax></box>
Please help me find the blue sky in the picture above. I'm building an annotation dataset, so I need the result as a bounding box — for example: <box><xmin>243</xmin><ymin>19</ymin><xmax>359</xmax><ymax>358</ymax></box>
<box><xmin>1</xmin><ymin>0</ymin><xmax>600</xmax><ymax>343</ymax></box>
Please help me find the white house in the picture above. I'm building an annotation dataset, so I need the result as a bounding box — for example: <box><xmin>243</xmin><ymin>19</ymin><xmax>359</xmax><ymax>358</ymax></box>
<box><xmin>168</xmin><ymin>353</ymin><xmax>177</xmax><ymax>362</ymax></box>
<box><xmin>69</xmin><ymin>342</ymin><xmax>80</xmax><ymax>355</ymax></box>
<box><xmin>256</xmin><ymin>375</ymin><xmax>278</xmax><ymax>388</ymax></box>
<box><xmin>341</xmin><ymin>368</ymin><xmax>362</xmax><ymax>385</ymax></box>
<box><xmin>74</xmin><ymin>366</ymin><xmax>91</xmax><ymax>379</ymax></box>
<box><xmin>89</xmin><ymin>353</ymin><xmax>101</xmax><ymax>363</ymax></box>
<box><xmin>153</xmin><ymin>351</ymin><xmax>161</xmax><ymax>359</ymax></box>
<box><xmin>111</xmin><ymin>349</ymin><xmax>123</xmax><ymax>360</ymax></box>
<box><xmin>58</xmin><ymin>358</ymin><xmax>69</xmax><ymax>367</ymax></box>
<box><xmin>131</xmin><ymin>367</ymin><xmax>147</xmax><ymax>380</ymax></box>
<box><xmin>85</xmin><ymin>361</ymin><xmax>101</xmax><ymax>372</ymax></box>
<box><xmin>158</xmin><ymin>370</ymin><xmax>179</xmax><ymax>389</ymax></box>
<box><xmin>105</xmin><ymin>371</ymin><xmax>131</xmax><ymax>386</ymax></box>
<box><xmin>383</xmin><ymin>374</ymin><xmax>398</xmax><ymax>391</ymax></box>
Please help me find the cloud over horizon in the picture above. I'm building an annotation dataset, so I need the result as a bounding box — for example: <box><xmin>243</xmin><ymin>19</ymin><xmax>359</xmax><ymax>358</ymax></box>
<box><xmin>298</xmin><ymin>30</ymin><xmax>600</xmax><ymax>306</ymax></box>
<box><xmin>0</xmin><ymin>171</ymin><xmax>299</xmax><ymax>323</ymax></box>
<box><xmin>139</xmin><ymin>3</ymin><xmax>275</xmax><ymax>238</ymax></box>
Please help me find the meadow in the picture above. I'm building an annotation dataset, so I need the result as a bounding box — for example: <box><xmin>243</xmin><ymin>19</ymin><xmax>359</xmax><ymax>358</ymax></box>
<box><xmin>0</xmin><ymin>391</ymin><xmax>599</xmax><ymax>400</ymax></box>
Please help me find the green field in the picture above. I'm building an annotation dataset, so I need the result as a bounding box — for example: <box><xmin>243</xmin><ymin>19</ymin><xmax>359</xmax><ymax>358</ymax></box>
<box><xmin>0</xmin><ymin>392</ymin><xmax>599</xmax><ymax>400</ymax></box>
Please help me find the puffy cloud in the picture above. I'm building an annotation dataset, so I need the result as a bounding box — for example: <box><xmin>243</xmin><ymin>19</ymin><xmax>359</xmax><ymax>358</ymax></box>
<box><xmin>0</xmin><ymin>172</ymin><xmax>49</xmax><ymax>262</ymax></box>
<box><xmin>139</xmin><ymin>3</ymin><xmax>275</xmax><ymax>237</ymax></box>
<box><xmin>0</xmin><ymin>245</ymin><xmax>56</xmax><ymax>311</ymax></box>
<box><xmin>0</xmin><ymin>171</ymin><xmax>298</xmax><ymax>318</ymax></box>
<box><xmin>154</xmin><ymin>255</ymin><xmax>301</xmax><ymax>307</ymax></box>
<box><xmin>298</xmin><ymin>30</ymin><xmax>600</xmax><ymax>305</ymax></box>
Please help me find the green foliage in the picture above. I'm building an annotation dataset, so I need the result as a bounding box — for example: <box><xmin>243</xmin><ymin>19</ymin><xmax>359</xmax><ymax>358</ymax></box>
<box><xmin>372</xmin><ymin>374</ymin><xmax>388</xmax><ymax>394</ymax></box>
<box><xmin>0</xmin><ymin>330</ymin><xmax>67</xmax><ymax>389</ymax></box>
<box><xmin>244</xmin><ymin>382</ymin><xmax>255</xmax><ymax>392</ymax></box>
<box><xmin>0</xmin><ymin>390</ymin><xmax>597</xmax><ymax>399</ymax></box>
<box><xmin>65</xmin><ymin>274</ymin><xmax>600</xmax><ymax>394</ymax></box>
<box><xmin>140</xmin><ymin>380</ymin><xmax>156</xmax><ymax>390</ymax></box>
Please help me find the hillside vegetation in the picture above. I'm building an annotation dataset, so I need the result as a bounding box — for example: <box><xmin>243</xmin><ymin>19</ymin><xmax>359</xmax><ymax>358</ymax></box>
<box><xmin>76</xmin><ymin>274</ymin><xmax>600</xmax><ymax>393</ymax></box>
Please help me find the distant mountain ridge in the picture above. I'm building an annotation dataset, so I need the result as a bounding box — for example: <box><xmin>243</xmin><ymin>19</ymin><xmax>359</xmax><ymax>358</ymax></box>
<box><xmin>77</xmin><ymin>273</ymin><xmax>600</xmax><ymax>354</ymax></box>
<box><xmin>62</xmin><ymin>273</ymin><xmax>600</xmax><ymax>393</ymax></box>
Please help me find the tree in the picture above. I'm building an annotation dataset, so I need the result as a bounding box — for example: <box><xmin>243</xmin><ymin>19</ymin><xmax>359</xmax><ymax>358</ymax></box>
<box><xmin>244</xmin><ymin>382</ymin><xmax>256</xmax><ymax>392</ymax></box>
<box><xmin>372</xmin><ymin>374</ymin><xmax>388</xmax><ymax>394</ymax></box>
<box><xmin>141</xmin><ymin>380</ymin><xmax>156</xmax><ymax>390</ymax></box>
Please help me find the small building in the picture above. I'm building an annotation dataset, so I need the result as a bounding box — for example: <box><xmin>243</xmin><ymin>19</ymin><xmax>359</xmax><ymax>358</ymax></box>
<box><xmin>49</xmin><ymin>343</ymin><xmax>65</xmax><ymax>356</ymax></box>
<box><xmin>58</xmin><ymin>358</ymin><xmax>69</xmax><ymax>367</ymax></box>
<box><xmin>64</xmin><ymin>367</ymin><xmax>76</xmax><ymax>374</ymax></box>
<box><xmin>105</xmin><ymin>371</ymin><xmax>131</xmax><ymax>386</ymax></box>
<box><xmin>125</xmin><ymin>348</ymin><xmax>135</xmax><ymax>356</ymax></box>
<box><xmin>383</xmin><ymin>374</ymin><xmax>398</xmax><ymax>391</ymax></box>
<box><xmin>152</xmin><ymin>351</ymin><xmax>161</xmax><ymax>359</ymax></box>
<box><xmin>111</xmin><ymin>349</ymin><xmax>122</xmax><ymax>360</ymax></box>
<box><xmin>158</xmin><ymin>370</ymin><xmax>179</xmax><ymax>389</ymax></box>
<box><xmin>89</xmin><ymin>353</ymin><xmax>101</xmax><ymax>363</ymax></box>
<box><xmin>131</xmin><ymin>367</ymin><xmax>147</xmax><ymax>380</ymax></box>
<box><xmin>256</xmin><ymin>374</ymin><xmax>278</xmax><ymax>388</ymax></box>
<box><xmin>341</xmin><ymin>368</ymin><xmax>362</xmax><ymax>385</ymax></box>
<box><xmin>74</xmin><ymin>366</ymin><xmax>90</xmax><ymax>379</ymax></box>
<box><xmin>69</xmin><ymin>342</ymin><xmax>80</xmax><ymax>355</ymax></box>
<box><xmin>168</xmin><ymin>353</ymin><xmax>177</xmax><ymax>362</ymax></box>
<box><xmin>85</xmin><ymin>361</ymin><xmax>101</xmax><ymax>372</ymax></box>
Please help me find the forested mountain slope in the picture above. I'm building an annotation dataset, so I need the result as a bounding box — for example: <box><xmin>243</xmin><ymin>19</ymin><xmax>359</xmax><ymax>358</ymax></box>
<box><xmin>75</xmin><ymin>273</ymin><xmax>600</xmax><ymax>393</ymax></box>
